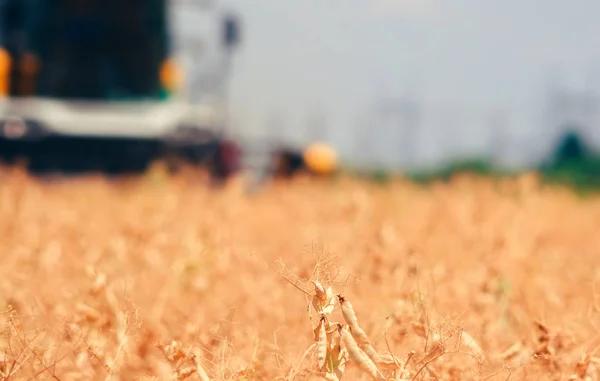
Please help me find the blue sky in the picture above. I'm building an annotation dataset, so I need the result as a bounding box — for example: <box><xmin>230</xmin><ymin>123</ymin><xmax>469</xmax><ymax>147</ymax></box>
<box><xmin>212</xmin><ymin>0</ymin><xmax>600</xmax><ymax>165</ymax></box>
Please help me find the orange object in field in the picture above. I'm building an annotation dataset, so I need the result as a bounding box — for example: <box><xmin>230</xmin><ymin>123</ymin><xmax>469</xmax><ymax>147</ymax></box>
<box><xmin>0</xmin><ymin>48</ymin><xmax>12</xmax><ymax>96</ymax></box>
<box><xmin>303</xmin><ymin>142</ymin><xmax>339</xmax><ymax>176</ymax></box>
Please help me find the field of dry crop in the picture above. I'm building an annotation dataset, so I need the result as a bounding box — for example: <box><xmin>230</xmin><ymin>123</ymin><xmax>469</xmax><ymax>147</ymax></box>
<box><xmin>1</xmin><ymin>165</ymin><xmax>600</xmax><ymax>381</ymax></box>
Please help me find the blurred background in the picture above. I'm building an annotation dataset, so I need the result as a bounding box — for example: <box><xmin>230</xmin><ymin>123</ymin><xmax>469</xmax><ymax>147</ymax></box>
<box><xmin>1</xmin><ymin>0</ymin><xmax>600</xmax><ymax>189</ymax></box>
<box><xmin>225</xmin><ymin>0</ymin><xmax>600</xmax><ymax>173</ymax></box>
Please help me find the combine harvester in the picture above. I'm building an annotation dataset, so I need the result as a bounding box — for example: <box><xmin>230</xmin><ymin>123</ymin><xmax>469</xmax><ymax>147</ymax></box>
<box><xmin>0</xmin><ymin>0</ymin><xmax>243</xmax><ymax>180</ymax></box>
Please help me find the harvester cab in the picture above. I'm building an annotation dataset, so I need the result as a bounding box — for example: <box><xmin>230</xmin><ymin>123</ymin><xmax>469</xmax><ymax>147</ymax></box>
<box><xmin>0</xmin><ymin>0</ymin><xmax>242</xmax><ymax>179</ymax></box>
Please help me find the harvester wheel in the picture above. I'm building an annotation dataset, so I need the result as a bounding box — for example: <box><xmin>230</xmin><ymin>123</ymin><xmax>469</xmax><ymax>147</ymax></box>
<box><xmin>207</xmin><ymin>139</ymin><xmax>242</xmax><ymax>183</ymax></box>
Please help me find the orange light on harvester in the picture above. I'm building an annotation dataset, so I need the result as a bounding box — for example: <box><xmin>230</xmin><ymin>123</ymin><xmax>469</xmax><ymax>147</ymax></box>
<box><xmin>160</xmin><ymin>59</ymin><xmax>184</xmax><ymax>93</ymax></box>
<box><xmin>0</xmin><ymin>48</ymin><xmax>12</xmax><ymax>96</ymax></box>
<box><xmin>303</xmin><ymin>142</ymin><xmax>339</xmax><ymax>176</ymax></box>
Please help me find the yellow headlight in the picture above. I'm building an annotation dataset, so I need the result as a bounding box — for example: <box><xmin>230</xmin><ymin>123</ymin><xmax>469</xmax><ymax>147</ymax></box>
<box><xmin>303</xmin><ymin>142</ymin><xmax>339</xmax><ymax>175</ymax></box>
<box><xmin>0</xmin><ymin>48</ymin><xmax>12</xmax><ymax>96</ymax></box>
<box><xmin>160</xmin><ymin>58</ymin><xmax>184</xmax><ymax>93</ymax></box>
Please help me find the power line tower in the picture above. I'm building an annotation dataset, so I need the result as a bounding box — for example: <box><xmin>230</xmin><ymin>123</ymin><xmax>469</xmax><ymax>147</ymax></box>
<box><xmin>585</xmin><ymin>64</ymin><xmax>600</xmax><ymax>147</ymax></box>
<box><xmin>541</xmin><ymin>69</ymin><xmax>568</xmax><ymax>159</ymax></box>
<box><xmin>352</xmin><ymin>110</ymin><xmax>375</xmax><ymax>170</ymax></box>
<box><xmin>371</xmin><ymin>95</ymin><xmax>421</xmax><ymax>170</ymax></box>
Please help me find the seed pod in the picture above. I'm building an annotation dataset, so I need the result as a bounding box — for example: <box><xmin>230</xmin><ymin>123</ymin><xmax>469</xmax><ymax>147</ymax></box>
<box><xmin>338</xmin><ymin>295</ymin><xmax>381</xmax><ymax>363</ymax></box>
<box><xmin>459</xmin><ymin>330</ymin><xmax>485</xmax><ymax>363</ymax></box>
<box><xmin>317</xmin><ymin>317</ymin><xmax>328</xmax><ymax>370</ymax></box>
<box><xmin>340</xmin><ymin>326</ymin><xmax>385</xmax><ymax>381</ymax></box>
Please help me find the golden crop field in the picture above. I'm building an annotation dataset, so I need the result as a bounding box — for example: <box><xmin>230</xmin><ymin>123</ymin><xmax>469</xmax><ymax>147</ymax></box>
<box><xmin>1</xmin><ymin>166</ymin><xmax>600</xmax><ymax>381</ymax></box>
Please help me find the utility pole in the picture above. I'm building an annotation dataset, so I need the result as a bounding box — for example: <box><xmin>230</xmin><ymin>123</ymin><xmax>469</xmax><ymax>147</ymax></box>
<box><xmin>373</xmin><ymin>96</ymin><xmax>421</xmax><ymax>170</ymax></box>
<box><xmin>352</xmin><ymin>110</ymin><xmax>372</xmax><ymax>170</ymax></box>
<box><xmin>488</xmin><ymin>109</ymin><xmax>508</xmax><ymax>166</ymax></box>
